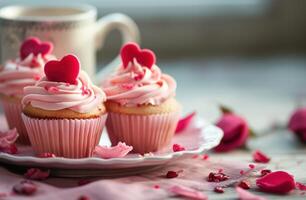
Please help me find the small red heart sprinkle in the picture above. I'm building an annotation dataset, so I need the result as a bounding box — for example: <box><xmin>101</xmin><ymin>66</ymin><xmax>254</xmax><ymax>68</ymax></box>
<box><xmin>120</xmin><ymin>42</ymin><xmax>156</xmax><ymax>69</ymax></box>
<box><xmin>44</xmin><ymin>54</ymin><xmax>80</xmax><ymax>84</ymax></box>
<box><xmin>20</xmin><ymin>37</ymin><xmax>53</xmax><ymax>60</ymax></box>
<box><xmin>172</xmin><ymin>144</ymin><xmax>186</xmax><ymax>152</ymax></box>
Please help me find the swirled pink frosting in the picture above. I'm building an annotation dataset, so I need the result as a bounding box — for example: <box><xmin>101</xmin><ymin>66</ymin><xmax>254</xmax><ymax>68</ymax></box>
<box><xmin>103</xmin><ymin>58</ymin><xmax>176</xmax><ymax>106</ymax></box>
<box><xmin>0</xmin><ymin>53</ymin><xmax>55</xmax><ymax>98</ymax></box>
<box><xmin>22</xmin><ymin>71</ymin><xmax>106</xmax><ymax>113</ymax></box>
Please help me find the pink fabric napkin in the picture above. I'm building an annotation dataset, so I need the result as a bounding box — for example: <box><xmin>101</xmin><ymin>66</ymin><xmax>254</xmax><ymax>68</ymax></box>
<box><xmin>0</xmin><ymin>157</ymin><xmax>263</xmax><ymax>200</ymax></box>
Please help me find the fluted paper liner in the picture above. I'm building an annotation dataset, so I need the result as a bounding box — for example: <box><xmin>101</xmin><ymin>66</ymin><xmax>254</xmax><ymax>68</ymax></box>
<box><xmin>1</xmin><ymin>100</ymin><xmax>29</xmax><ymax>144</ymax></box>
<box><xmin>106</xmin><ymin>111</ymin><xmax>180</xmax><ymax>154</ymax></box>
<box><xmin>22</xmin><ymin>114</ymin><xmax>107</xmax><ymax>158</ymax></box>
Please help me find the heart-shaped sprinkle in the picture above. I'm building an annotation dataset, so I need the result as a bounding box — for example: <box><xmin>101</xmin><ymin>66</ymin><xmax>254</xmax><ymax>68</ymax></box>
<box><xmin>120</xmin><ymin>42</ymin><xmax>156</xmax><ymax>69</ymax></box>
<box><xmin>44</xmin><ymin>54</ymin><xmax>80</xmax><ymax>84</ymax></box>
<box><xmin>20</xmin><ymin>37</ymin><xmax>53</xmax><ymax>60</ymax></box>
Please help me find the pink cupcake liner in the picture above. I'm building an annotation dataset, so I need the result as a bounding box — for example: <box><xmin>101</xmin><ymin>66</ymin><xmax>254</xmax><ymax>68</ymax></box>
<box><xmin>22</xmin><ymin>114</ymin><xmax>107</xmax><ymax>158</ymax></box>
<box><xmin>1</xmin><ymin>99</ymin><xmax>30</xmax><ymax>144</ymax></box>
<box><xmin>106</xmin><ymin>111</ymin><xmax>180</xmax><ymax>154</ymax></box>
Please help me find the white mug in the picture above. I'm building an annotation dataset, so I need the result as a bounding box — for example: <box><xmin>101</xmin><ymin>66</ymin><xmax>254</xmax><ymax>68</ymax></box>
<box><xmin>0</xmin><ymin>4</ymin><xmax>140</xmax><ymax>82</ymax></box>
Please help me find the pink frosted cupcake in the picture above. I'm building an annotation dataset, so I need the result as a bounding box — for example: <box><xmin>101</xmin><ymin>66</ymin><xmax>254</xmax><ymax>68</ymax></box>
<box><xmin>21</xmin><ymin>54</ymin><xmax>107</xmax><ymax>158</ymax></box>
<box><xmin>103</xmin><ymin>43</ymin><xmax>181</xmax><ymax>154</ymax></box>
<box><xmin>0</xmin><ymin>37</ymin><xmax>55</xmax><ymax>144</ymax></box>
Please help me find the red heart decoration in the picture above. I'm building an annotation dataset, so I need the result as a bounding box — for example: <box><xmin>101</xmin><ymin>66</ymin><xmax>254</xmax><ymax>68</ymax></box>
<box><xmin>120</xmin><ymin>42</ymin><xmax>156</xmax><ymax>69</ymax></box>
<box><xmin>20</xmin><ymin>37</ymin><xmax>53</xmax><ymax>60</ymax></box>
<box><xmin>44</xmin><ymin>54</ymin><xmax>80</xmax><ymax>84</ymax></box>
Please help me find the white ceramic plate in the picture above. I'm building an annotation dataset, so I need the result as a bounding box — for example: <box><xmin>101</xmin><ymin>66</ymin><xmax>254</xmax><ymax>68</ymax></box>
<box><xmin>0</xmin><ymin>119</ymin><xmax>223</xmax><ymax>177</ymax></box>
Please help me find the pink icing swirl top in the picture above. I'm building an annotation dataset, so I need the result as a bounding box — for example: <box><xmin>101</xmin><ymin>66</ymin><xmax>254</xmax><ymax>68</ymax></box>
<box><xmin>0</xmin><ymin>53</ymin><xmax>55</xmax><ymax>98</ymax></box>
<box><xmin>103</xmin><ymin>58</ymin><xmax>176</xmax><ymax>106</ymax></box>
<box><xmin>22</xmin><ymin>71</ymin><xmax>106</xmax><ymax>113</ymax></box>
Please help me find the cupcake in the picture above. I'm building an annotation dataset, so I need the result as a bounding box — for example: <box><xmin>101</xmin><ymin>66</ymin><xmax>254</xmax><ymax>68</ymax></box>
<box><xmin>102</xmin><ymin>43</ymin><xmax>181</xmax><ymax>154</ymax></box>
<box><xmin>21</xmin><ymin>54</ymin><xmax>107</xmax><ymax>158</ymax></box>
<box><xmin>0</xmin><ymin>37</ymin><xmax>55</xmax><ymax>144</ymax></box>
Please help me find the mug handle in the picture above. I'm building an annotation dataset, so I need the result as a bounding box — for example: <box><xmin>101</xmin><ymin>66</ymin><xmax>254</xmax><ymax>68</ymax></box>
<box><xmin>94</xmin><ymin>13</ymin><xmax>140</xmax><ymax>82</ymax></box>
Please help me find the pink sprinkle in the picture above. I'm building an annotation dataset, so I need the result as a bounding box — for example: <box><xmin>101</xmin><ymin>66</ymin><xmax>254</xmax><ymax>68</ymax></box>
<box><xmin>48</xmin><ymin>86</ymin><xmax>59</xmax><ymax>93</ymax></box>
<box><xmin>153</xmin><ymin>185</ymin><xmax>160</xmax><ymax>189</ymax></box>
<box><xmin>33</xmin><ymin>74</ymin><xmax>41</xmax><ymax>81</ymax></box>
<box><xmin>202</xmin><ymin>154</ymin><xmax>209</xmax><ymax>160</ymax></box>
<box><xmin>172</xmin><ymin>144</ymin><xmax>186</xmax><ymax>152</ymax></box>
<box><xmin>249</xmin><ymin>164</ymin><xmax>255</xmax><ymax>169</ymax></box>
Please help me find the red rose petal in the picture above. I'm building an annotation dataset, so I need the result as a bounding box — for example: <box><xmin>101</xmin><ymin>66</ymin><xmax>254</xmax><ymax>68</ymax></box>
<box><xmin>253</xmin><ymin>150</ymin><xmax>270</xmax><ymax>163</ymax></box>
<box><xmin>256</xmin><ymin>171</ymin><xmax>295</xmax><ymax>194</ymax></box>
<box><xmin>175</xmin><ymin>111</ymin><xmax>196</xmax><ymax>134</ymax></box>
<box><xmin>13</xmin><ymin>180</ymin><xmax>37</xmax><ymax>196</ymax></box>
<box><xmin>214</xmin><ymin>113</ymin><xmax>249</xmax><ymax>152</ymax></box>
<box><xmin>172</xmin><ymin>144</ymin><xmax>186</xmax><ymax>152</ymax></box>
<box><xmin>44</xmin><ymin>54</ymin><xmax>80</xmax><ymax>84</ymax></box>
<box><xmin>236</xmin><ymin>187</ymin><xmax>267</xmax><ymax>200</ymax></box>
<box><xmin>24</xmin><ymin>168</ymin><xmax>50</xmax><ymax>180</ymax></box>
<box><xmin>169</xmin><ymin>185</ymin><xmax>208</xmax><ymax>200</ymax></box>
<box><xmin>120</xmin><ymin>42</ymin><xmax>156</xmax><ymax>69</ymax></box>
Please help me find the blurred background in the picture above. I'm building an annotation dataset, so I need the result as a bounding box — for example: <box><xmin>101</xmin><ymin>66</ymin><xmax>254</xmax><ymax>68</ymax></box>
<box><xmin>1</xmin><ymin>0</ymin><xmax>306</xmax><ymax>132</ymax></box>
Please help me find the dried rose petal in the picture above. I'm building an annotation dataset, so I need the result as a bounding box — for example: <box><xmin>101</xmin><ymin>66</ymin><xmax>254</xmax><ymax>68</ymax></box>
<box><xmin>0</xmin><ymin>128</ymin><xmax>19</xmax><ymax>153</ymax></box>
<box><xmin>296</xmin><ymin>182</ymin><xmax>306</xmax><ymax>191</ymax></box>
<box><xmin>260</xmin><ymin>169</ymin><xmax>272</xmax><ymax>177</ymax></box>
<box><xmin>172</xmin><ymin>144</ymin><xmax>186</xmax><ymax>152</ymax></box>
<box><xmin>169</xmin><ymin>185</ymin><xmax>208</xmax><ymax>200</ymax></box>
<box><xmin>13</xmin><ymin>180</ymin><xmax>37</xmax><ymax>196</ymax></box>
<box><xmin>24</xmin><ymin>168</ymin><xmax>50</xmax><ymax>180</ymax></box>
<box><xmin>37</xmin><ymin>152</ymin><xmax>56</xmax><ymax>158</ymax></box>
<box><xmin>207</xmin><ymin>172</ymin><xmax>230</xmax><ymax>182</ymax></box>
<box><xmin>236</xmin><ymin>187</ymin><xmax>267</xmax><ymax>200</ymax></box>
<box><xmin>94</xmin><ymin>142</ymin><xmax>133</xmax><ymax>159</ymax></box>
<box><xmin>253</xmin><ymin>150</ymin><xmax>270</xmax><ymax>163</ymax></box>
<box><xmin>214</xmin><ymin>186</ymin><xmax>224</xmax><ymax>193</ymax></box>
<box><xmin>166</xmin><ymin>171</ymin><xmax>179</xmax><ymax>178</ymax></box>
<box><xmin>256</xmin><ymin>171</ymin><xmax>295</xmax><ymax>194</ymax></box>
<box><xmin>175</xmin><ymin>111</ymin><xmax>196</xmax><ymax>133</ymax></box>
<box><xmin>238</xmin><ymin>181</ymin><xmax>250</xmax><ymax>189</ymax></box>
